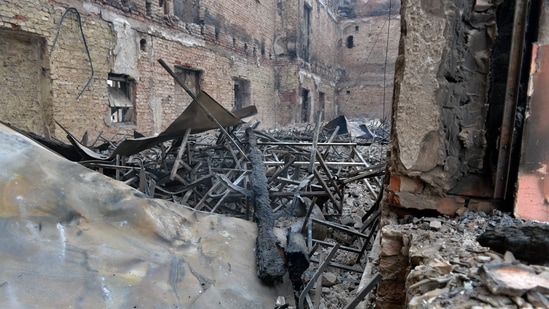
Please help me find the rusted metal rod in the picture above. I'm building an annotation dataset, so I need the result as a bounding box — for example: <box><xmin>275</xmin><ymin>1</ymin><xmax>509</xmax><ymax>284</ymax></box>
<box><xmin>298</xmin><ymin>244</ymin><xmax>340</xmax><ymax>309</ymax></box>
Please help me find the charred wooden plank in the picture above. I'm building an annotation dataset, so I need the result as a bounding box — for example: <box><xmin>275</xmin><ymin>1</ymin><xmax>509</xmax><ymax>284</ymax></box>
<box><xmin>298</xmin><ymin>244</ymin><xmax>340</xmax><ymax>309</ymax></box>
<box><xmin>246</xmin><ymin>128</ymin><xmax>286</xmax><ymax>285</ymax></box>
<box><xmin>477</xmin><ymin>223</ymin><xmax>549</xmax><ymax>264</ymax></box>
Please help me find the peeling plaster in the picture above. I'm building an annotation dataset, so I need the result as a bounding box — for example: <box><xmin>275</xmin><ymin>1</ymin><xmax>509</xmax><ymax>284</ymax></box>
<box><xmin>146</xmin><ymin>25</ymin><xmax>205</xmax><ymax>48</ymax></box>
<box><xmin>101</xmin><ymin>8</ymin><xmax>204</xmax><ymax>51</ymax></box>
<box><xmin>150</xmin><ymin>95</ymin><xmax>163</xmax><ymax>135</ymax></box>
<box><xmin>82</xmin><ymin>2</ymin><xmax>100</xmax><ymax>15</ymax></box>
<box><xmin>298</xmin><ymin>70</ymin><xmax>336</xmax><ymax>88</ymax></box>
<box><xmin>111</xmin><ymin>17</ymin><xmax>139</xmax><ymax>78</ymax></box>
<box><xmin>298</xmin><ymin>70</ymin><xmax>322</xmax><ymax>87</ymax></box>
<box><xmin>273</xmin><ymin>35</ymin><xmax>285</xmax><ymax>56</ymax></box>
<box><xmin>395</xmin><ymin>1</ymin><xmax>446</xmax><ymax>170</ymax></box>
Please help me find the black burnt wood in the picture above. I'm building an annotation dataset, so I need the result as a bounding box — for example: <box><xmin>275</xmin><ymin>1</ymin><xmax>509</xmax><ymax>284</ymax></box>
<box><xmin>477</xmin><ymin>223</ymin><xmax>549</xmax><ymax>264</ymax></box>
<box><xmin>246</xmin><ymin>128</ymin><xmax>286</xmax><ymax>285</ymax></box>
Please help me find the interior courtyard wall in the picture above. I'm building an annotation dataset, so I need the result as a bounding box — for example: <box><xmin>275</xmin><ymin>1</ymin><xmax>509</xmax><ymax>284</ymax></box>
<box><xmin>0</xmin><ymin>0</ymin><xmax>289</xmax><ymax>140</ymax></box>
<box><xmin>280</xmin><ymin>0</ymin><xmax>341</xmax><ymax>124</ymax></box>
<box><xmin>337</xmin><ymin>1</ymin><xmax>400</xmax><ymax>121</ymax></box>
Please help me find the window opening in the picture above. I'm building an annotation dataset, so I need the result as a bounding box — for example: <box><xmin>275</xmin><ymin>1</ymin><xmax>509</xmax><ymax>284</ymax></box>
<box><xmin>140</xmin><ymin>39</ymin><xmax>147</xmax><ymax>52</ymax></box>
<box><xmin>301</xmin><ymin>89</ymin><xmax>310</xmax><ymax>123</ymax></box>
<box><xmin>174</xmin><ymin>66</ymin><xmax>201</xmax><ymax>105</ymax></box>
<box><xmin>234</xmin><ymin>78</ymin><xmax>251</xmax><ymax>110</ymax></box>
<box><xmin>163</xmin><ymin>0</ymin><xmax>169</xmax><ymax>15</ymax></box>
<box><xmin>108</xmin><ymin>73</ymin><xmax>135</xmax><ymax>124</ymax></box>
<box><xmin>146</xmin><ymin>1</ymin><xmax>152</xmax><ymax>16</ymax></box>
<box><xmin>319</xmin><ymin>92</ymin><xmax>325</xmax><ymax>121</ymax></box>
<box><xmin>346</xmin><ymin>36</ymin><xmax>354</xmax><ymax>48</ymax></box>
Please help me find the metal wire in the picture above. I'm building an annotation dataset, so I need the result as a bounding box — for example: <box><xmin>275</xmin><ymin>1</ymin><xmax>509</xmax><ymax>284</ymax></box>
<box><xmin>50</xmin><ymin>7</ymin><xmax>94</xmax><ymax>100</ymax></box>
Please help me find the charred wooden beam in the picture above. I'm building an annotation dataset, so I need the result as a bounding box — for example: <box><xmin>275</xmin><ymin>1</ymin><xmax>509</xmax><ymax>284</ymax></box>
<box><xmin>313</xmin><ymin>168</ymin><xmax>341</xmax><ymax>213</ymax></box>
<box><xmin>246</xmin><ymin>128</ymin><xmax>286</xmax><ymax>285</ymax></box>
<box><xmin>308</xmin><ymin>257</ymin><xmax>363</xmax><ymax>273</ymax></box>
<box><xmin>312</xmin><ymin>218</ymin><xmax>369</xmax><ymax>239</ymax></box>
<box><xmin>312</xmin><ymin>239</ymin><xmax>362</xmax><ymax>254</ymax></box>
<box><xmin>169</xmin><ymin>128</ymin><xmax>191</xmax><ymax>181</ymax></box>
<box><xmin>342</xmin><ymin>164</ymin><xmax>386</xmax><ymax>185</ymax></box>
<box><xmin>477</xmin><ymin>223</ymin><xmax>549</xmax><ymax>264</ymax></box>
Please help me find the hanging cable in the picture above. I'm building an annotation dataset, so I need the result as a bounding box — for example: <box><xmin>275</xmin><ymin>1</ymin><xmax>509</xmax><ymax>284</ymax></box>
<box><xmin>50</xmin><ymin>7</ymin><xmax>94</xmax><ymax>100</ymax></box>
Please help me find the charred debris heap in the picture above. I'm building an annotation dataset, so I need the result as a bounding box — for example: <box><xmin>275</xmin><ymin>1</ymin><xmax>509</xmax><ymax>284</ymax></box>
<box><xmin>8</xmin><ymin>60</ymin><xmax>388</xmax><ymax>306</ymax></box>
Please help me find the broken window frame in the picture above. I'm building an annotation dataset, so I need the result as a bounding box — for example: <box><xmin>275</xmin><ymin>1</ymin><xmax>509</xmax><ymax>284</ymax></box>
<box><xmin>107</xmin><ymin>73</ymin><xmax>136</xmax><ymax>125</ymax></box>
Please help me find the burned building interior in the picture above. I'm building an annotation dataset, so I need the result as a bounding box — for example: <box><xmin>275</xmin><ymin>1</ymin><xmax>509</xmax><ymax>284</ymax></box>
<box><xmin>1</xmin><ymin>0</ymin><xmax>549</xmax><ymax>308</ymax></box>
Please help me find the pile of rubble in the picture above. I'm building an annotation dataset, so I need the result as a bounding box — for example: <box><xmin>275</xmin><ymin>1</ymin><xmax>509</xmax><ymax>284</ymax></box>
<box><xmin>8</xmin><ymin>104</ymin><xmax>549</xmax><ymax>309</ymax></box>
<box><xmin>379</xmin><ymin>210</ymin><xmax>549</xmax><ymax>309</ymax></box>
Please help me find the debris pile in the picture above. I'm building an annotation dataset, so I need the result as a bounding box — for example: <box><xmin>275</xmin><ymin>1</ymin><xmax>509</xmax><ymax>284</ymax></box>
<box><xmin>1</xmin><ymin>58</ymin><xmax>392</xmax><ymax>307</ymax></box>
<box><xmin>380</xmin><ymin>210</ymin><xmax>549</xmax><ymax>309</ymax></box>
<box><xmin>6</xmin><ymin>93</ymin><xmax>388</xmax><ymax>307</ymax></box>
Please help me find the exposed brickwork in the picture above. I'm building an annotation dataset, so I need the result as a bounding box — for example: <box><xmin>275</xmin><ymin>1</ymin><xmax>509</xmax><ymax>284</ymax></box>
<box><xmin>0</xmin><ymin>0</ymin><xmax>397</xmax><ymax>142</ymax></box>
<box><xmin>377</xmin><ymin>225</ymin><xmax>410</xmax><ymax>309</ymax></box>
<box><xmin>0</xmin><ymin>30</ymin><xmax>52</xmax><ymax>136</ymax></box>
